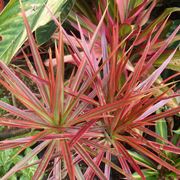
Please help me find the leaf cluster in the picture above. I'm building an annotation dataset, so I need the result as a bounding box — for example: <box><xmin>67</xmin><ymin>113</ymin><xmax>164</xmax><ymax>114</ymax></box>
<box><xmin>0</xmin><ymin>0</ymin><xmax>180</xmax><ymax>179</ymax></box>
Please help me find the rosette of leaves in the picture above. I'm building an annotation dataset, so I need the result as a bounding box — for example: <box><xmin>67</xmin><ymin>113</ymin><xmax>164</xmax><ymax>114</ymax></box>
<box><xmin>0</xmin><ymin>1</ymin><xmax>180</xmax><ymax>179</ymax></box>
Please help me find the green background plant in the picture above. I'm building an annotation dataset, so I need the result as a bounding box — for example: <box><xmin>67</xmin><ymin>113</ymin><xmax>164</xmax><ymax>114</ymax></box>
<box><xmin>0</xmin><ymin>0</ymin><xmax>76</xmax><ymax>64</ymax></box>
<box><xmin>0</xmin><ymin>148</ymin><xmax>38</xmax><ymax>179</ymax></box>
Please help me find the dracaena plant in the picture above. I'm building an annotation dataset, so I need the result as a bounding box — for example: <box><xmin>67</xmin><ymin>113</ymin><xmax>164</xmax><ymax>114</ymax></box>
<box><xmin>67</xmin><ymin>1</ymin><xmax>180</xmax><ymax>87</ymax></box>
<box><xmin>0</xmin><ymin>1</ymin><xmax>180</xmax><ymax>180</ymax></box>
<box><xmin>0</xmin><ymin>3</ymin><xmax>111</xmax><ymax>180</ymax></box>
<box><xmin>55</xmin><ymin>0</ymin><xmax>180</xmax><ymax>109</ymax></box>
<box><xmin>48</xmin><ymin>0</ymin><xmax>180</xmax><ymax>179</ymax></box>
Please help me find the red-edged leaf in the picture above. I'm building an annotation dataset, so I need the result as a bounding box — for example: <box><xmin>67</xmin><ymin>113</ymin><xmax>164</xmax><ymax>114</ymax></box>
<box><xmin>74</xmin><ymin>143</ymin><xmax>107</xmax><ymax>180</ymax></box>
<box><xmin>136</xmin><ymin>98</ymin><xmax>172</xmax><ymax>121</ymax></box>
<box><xmin>22</xmin><ymin>50</ymin><xmax>49</xmax><ymax>107</ymax></box>
<box><xmin>116</xmin><ymin>0</ymin><xmax>125</xmax><ymax>23</ymax></box>
<box><xmin>119</xmin><ymin>136</ymin><xmax>180</xmax><ymax>175</ymax></box>
<box><xmin>0</xmin><ymin>118</ymin><xmax>47</xmax><ymax>129</ymax></box>
<box><xmin>33</xmin><ymin>141</ymin><xmax>56</xmax><ymax>179</ymax></box>
<box><xmin>53</xmin><ymin>28</ymin><xmax>64</xmax><ymax>125</ymax></box>
<box><xmin>84</xmin><ymin>143</ymin><xmax>133</xmax><ymax>178</ymax></box>
<box><xmin>136</xmin><ymin>0</ymin><xmax>157</xmax><ymax>26</ymax></box>
<box><xmin>136</xmin><ymin>47</ymin><xmax>178</xmax><ymax>90</ymax></box>
<box><xmin>20</xmin><ymin>1</ymin><xmax>50</xmax><ymax>106</ymax></box>
<box><xmin>113</xmin><ymin>141</ymin><xmax>145</xmax><ymax>179</ymax></box>
<box><xmin>142</xmin><ymin>107</ymin><xmax>180</xmax><ymax>123</ymax></box>
<box><xmin>71</xmin><ymin>93</ymin><xmax>147</xmax><ymax>125</ymax></box>
<box><xmin>143</xmin><ymin>25</ymin><xmax>180</xmax><ymax>74</ymax></box>
<box><xmin>69</xmin><ymin>119</ymin><xmax>97</xmax><ymax>148</ymax></box>
<box><xmin>80</xmin><ymin>139</ymin><xmax>121</xmax><ymax>157</ymax></box>
<box><xmin>65</xmin><ymin>87</ymin><xmax>99</xmax><ymax>106</ymax></box>
<box><xmin>118</xmin><ymin>156</ymin><xmax>131</xmax><ymax>176</ymax></box>
<box><xmin>20</xmin><ymin>1</ymin><xmax>48</xmax><ymax>81</ymax></box>
<box><xmin>104</xmin><ymin>151</ymin><xmax>111</xmax><ymax>180</ymax></box>
<box><xmin>0</xmin><ymin>100</ymin><xmax>44</xmax><ymax>123</ymax></box>
<box><xmin>64</xmin><ymin>58</ymin><xmax>87</xmax><ymax>112</ymax></box>
<box><xmin>0</xmin><ymin>61</ymin><xmax>44</xmax><ymax>110</ymax></box>
<box><xmin>137</xmin><ymin>127</ymin><xmax>174</xmax><ymax>146</ymax></box>
<box><xmin>89</xmin><ymin>4</ymin><xmax>108</xmax><ymax>50</ymax></box>
<box><xmin>84</xmin><ymin>151</ymin><xmax>104</xmax><ymax>179</ymax></box>
<box><xmin>61</xmin><ymin>140</ymin><xmax>75</xmax><ymax>180</ymax></box>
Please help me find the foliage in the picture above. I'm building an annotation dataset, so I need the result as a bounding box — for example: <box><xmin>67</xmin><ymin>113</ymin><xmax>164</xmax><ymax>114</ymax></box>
<box><xmin>0</xmin><ymin>147</ymin><xmax>38</xmax><ymax>179</ymax></box>
<box><xmin>154</xmin><ymin>50</ymin><xmax>180</xmax><ymax>71</ymax></box>
<box><xmin>0</xmin><ymin>0</ymin><xmax>180</xmax><ymax>179</ymax></box>
<box><xmin>69</xmin><ymin>0</ymin><xmax>180</xmax><ymax>73</ymax></box>
<box><xmin>132</xmin><ymin>115</ymin><xmax>180</xmax><ymax>179</ymax></box>
<box><xmin>0</xmin><ymin>0</ymin><xmax>76</xmax><ymax>64</ymax></box>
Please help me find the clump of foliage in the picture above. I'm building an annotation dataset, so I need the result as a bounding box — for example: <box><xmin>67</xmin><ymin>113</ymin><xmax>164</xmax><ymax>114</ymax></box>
<box><xmin>0</xmin><ymin>147</ymin><xmax>38</xmax><ymax>180</ymax></box>
<box><xmin>0</xmin><ymin>0</ymin><xmax>180</xmax><ymax>179</ymax></box>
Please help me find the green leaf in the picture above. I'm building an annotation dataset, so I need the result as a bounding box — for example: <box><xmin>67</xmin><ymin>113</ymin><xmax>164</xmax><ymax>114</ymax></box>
<box><xmin>166</xmin><ymin>172</ymin><xmax>177</xmax><ymax>179</ymax></box>
<box><xmin>128</xmin><ymin>151</ymin><xmax>156</xmax><ymax>169</ymax></box>
<box><xmin>155</xmin><ymin>119</ymin><xmax>168</xmax><ymax>143</ymax></box>
<box><xmin>173</xmin><ymin>128</ymin><xmax>180</xmax><ymax>135</ymax></box>
<box><xmin>0</xmin><ymin>0</ymin><xmax>75</xmax><ymax>64</ymax></box>
<box><xmin>174</xmin><ymin>158</ymin><xmax>180</xmax><ymax>169</ymax></box>
<box><xmin>0</xmin><ymin>147</ymin><xmax>38</xmax><ymax>179</ymax></box>
<box><xmin>132</xmin><ymin>170</ymin><xmax>158</xmax><ymax>180</ymax></box>
<box><xmin>129</xmin><ymin>0</ymin><xmax>143</xmax><ymax>9</ymax></box>
<box><xmin>119</xmin><ymin>24</ymin><xmax>133</xmax><ymax>39</ymax></box>
<box><xmin>17</xmin><ymin>148</ymin><xmax>38</xmax><ymax>179</ymax></box>
<box><xmin>154</xmin><ymin>50</ymin><xmax>180</xmax><ymax>71</ymax></box>
<box><xmin>35</xmin><ymin>20</ymin><xmax>57</xmax><ymax>45</ymax></box>
<box><xmin>160</xmin><ymin>20</ymin><xmax>180</xmax><ymax>39</ymax></box>
<box><xmin>171</xmin><ymin>133</ymin><xmax>179</xmax><ymax>147</ymax></box>
<box><xmin>35</xmin><ymin>0</ymin><xmax>76</xmax><ymax>45</ymax></box>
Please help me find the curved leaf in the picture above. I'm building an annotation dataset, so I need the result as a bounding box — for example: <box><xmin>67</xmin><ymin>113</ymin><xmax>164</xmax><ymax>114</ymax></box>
<box><xmin>132</xmin><ymin>170</ymin><xmax>158</xmax><ymax>180</ymax></box>
<box><xmin>35</xmin><ymin>0</ymin><xmax>76</xmax><ymax>45</ymax></box>
<box><xmin>0</xmin><ymin>0</ymin><xmax>75</xmax><ymax>64</ymax></box>
<box><xmin>154</xmin><ymin>50</ymin><xmax>180</xmax><ymax>71</ymax></box>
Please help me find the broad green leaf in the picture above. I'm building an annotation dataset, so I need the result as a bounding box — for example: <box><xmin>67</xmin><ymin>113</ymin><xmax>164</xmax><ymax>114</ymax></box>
<box><xmin>1</xmin><ymin>141</ymin><xmax>49</xmax><ymax>179</ymax></box>
<box><xmin>132</xmin><ymin>170</ymin><xmax>158</xmax><ymax>180</ymax></box>
<box><xmin>128</xmin><ymin>151</ymin><xmax>156</xmax><ymax>169</ymax></box>
<box><xmin>171</xmin><ymin>133</ymin><xmax>179</xmax><ymax>146</ymax></box>
<box><xmin>35</xmin><ymin>0</ymin><xmax>76</xmax><ymax>45</ymax></box>
<box><xmin>155</xmin><ymin>117</ymin><xmax>170</xmax><ymax>156</ymax></box>
<box><xmin>155</xmin><ymin>118</ymin><xmax>168</xmax><ymax>143</ymax></box>
<box><xmin>35</xmin><ymin>20</ymin><xmax>56</xmax><ymax>45</ymax></box>
<box><xmin>18</xmin><ymin>148</ymin><xmax>38</xmax><ymax>179</ymax></box>
<box><xmin>154</xmin><ymin>50</ymin><xmax>180</xmax><ymax>72</ymax></box>
<box><xmin>0</xmin><ymin>0</ymin><xmax>75</xmax><ymax>64</ymax></box>
<box><xmin>173</xmin><ymin>128</ymin><xmax>180</xmax><ymax>135</ymax></box>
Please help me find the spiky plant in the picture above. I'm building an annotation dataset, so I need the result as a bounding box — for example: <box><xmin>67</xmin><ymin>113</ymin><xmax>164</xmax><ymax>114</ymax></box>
<box><xmin>0</xmin><ymin>0</ymin><xmax>180</xmax><ymax>179</ymax></box>
<box><xmin>51</xmin><ymin>0</ymin><xmax>180</xmax><ymax>179</ymax></box>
